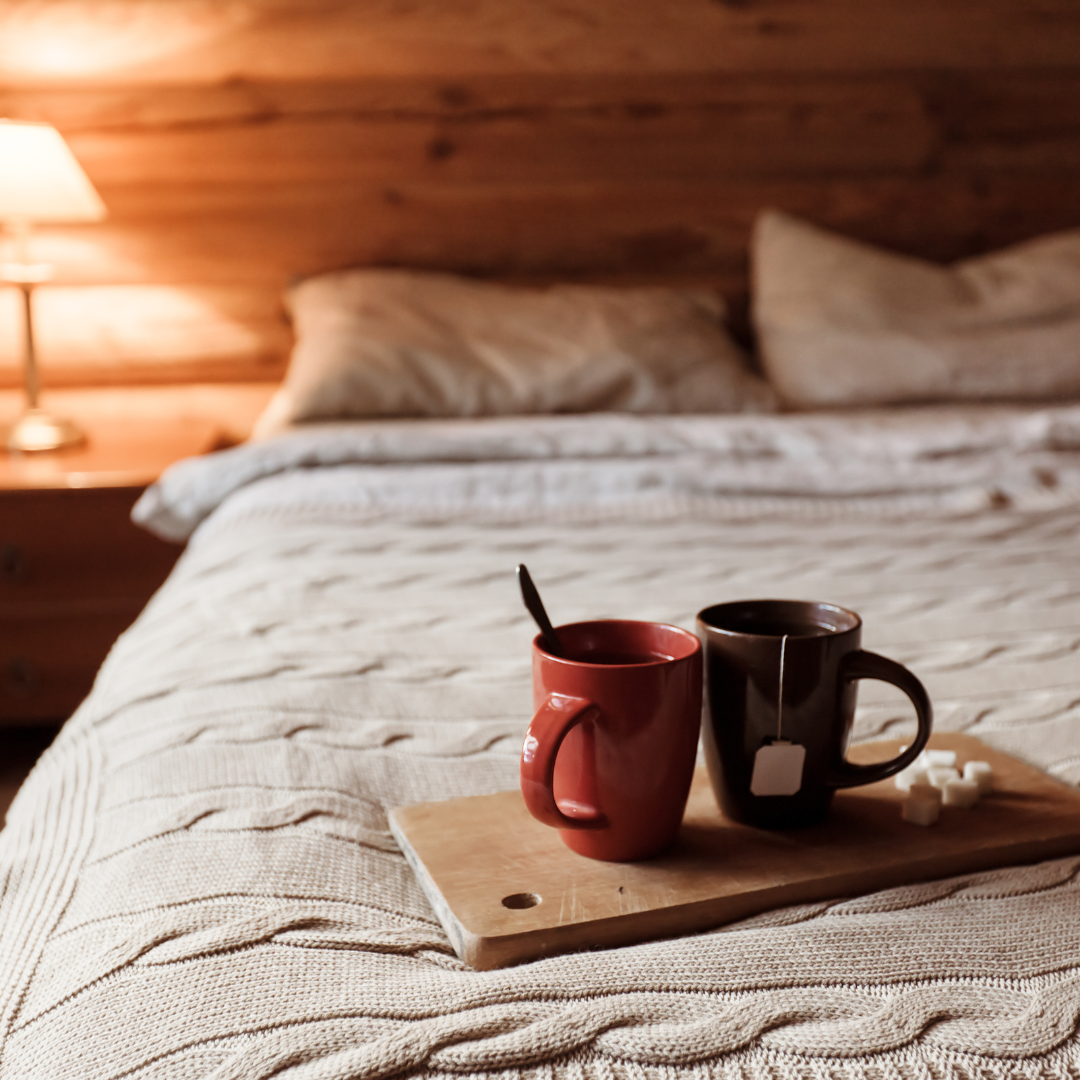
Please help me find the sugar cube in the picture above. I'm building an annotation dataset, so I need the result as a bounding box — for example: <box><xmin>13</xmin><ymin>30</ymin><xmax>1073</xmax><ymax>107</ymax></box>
<box><xmin>928</xmin><ymin>766</ymin><xmax>961</xmax><ymax>790</ymax></box>
<box><xmin>924</xmin><ymin>749</ymin><xmax>957</xmax><ymax>768</ymax></box>
<box><xmin>895</xmin><ymin>765</ymin><xmax>930</xmax><ymax>792</ymax></box>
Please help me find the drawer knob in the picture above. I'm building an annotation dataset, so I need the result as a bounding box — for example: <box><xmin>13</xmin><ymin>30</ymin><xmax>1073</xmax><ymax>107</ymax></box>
<box><xmin>3</xmin><ymin>657</ymin><xmax>39</xmax><ymax>699</ymax></box>
<box><xmin>1</xmin><ymin>543</ymin><xmax>27</xmax><ymax>584</ymax></box>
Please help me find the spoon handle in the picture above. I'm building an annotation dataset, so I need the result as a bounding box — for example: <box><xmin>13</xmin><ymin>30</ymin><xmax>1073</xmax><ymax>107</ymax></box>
<box><xmin>516</xmin><ymin>564</ymin><xmax>565</xmax><ymax>657</ymax></box>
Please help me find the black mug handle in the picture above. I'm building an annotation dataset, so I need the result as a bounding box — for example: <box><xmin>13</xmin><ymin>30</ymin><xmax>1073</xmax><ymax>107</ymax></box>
<box><xmin>826</xmin><ymin>650</ymin><xmax>933</xmax><ymax>789</ymax></box>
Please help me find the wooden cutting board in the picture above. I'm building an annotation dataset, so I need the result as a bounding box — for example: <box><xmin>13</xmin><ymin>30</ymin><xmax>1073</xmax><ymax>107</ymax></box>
<box><xmin>389</xmin><ymin>733</ymin><xmax>1080</xmax><ymax>970</ymax></box>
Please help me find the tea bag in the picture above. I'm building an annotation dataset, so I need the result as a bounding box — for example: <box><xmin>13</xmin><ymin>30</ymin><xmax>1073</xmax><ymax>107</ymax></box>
<box><xmin>749</xmin><ymin>634</ymin><xmax>806</xmax><ymax>797</ymax></box>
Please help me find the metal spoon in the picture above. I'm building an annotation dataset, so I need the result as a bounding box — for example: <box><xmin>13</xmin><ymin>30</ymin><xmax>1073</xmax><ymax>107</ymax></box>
<box><xmin>516</xmin><ymin>564</ymin><xmax>565</xmax><ymax>657</ymax></box>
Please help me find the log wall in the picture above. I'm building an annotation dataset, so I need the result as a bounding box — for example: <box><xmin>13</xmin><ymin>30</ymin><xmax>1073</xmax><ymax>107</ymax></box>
<box><xmin>2</xmin><ymin>0</ymin><xmax>1079</xmax><ymax>386</ymax></box>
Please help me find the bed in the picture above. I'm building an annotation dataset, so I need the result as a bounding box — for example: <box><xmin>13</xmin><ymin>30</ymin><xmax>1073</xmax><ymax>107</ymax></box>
<box><xmin>5</xmin><ymin>212</ymin><xmax>1080</xmax><ymax>1078</ymax></box>
<box><xmin>2</xmin><ymin>392</ymin><xmax>1080</xmax><ymax>1078</ymax></box>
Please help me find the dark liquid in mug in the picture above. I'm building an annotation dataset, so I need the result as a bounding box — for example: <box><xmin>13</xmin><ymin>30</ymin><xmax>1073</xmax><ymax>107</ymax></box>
<box><xmin>717</xmin><ymin>617</ymin><xmax>836</xmax><ymax>638</ymax></box>
<box><xmin>572</xmin><ymin>650</ymin><xmax>671</xmax><ymax>665</ymax></box>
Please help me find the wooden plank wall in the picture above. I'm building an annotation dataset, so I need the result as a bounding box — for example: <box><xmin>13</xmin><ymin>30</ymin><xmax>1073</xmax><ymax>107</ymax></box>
<box><xmin>1</xmin><ymin>0</ymin><xmax>1079</xmax><ymax>387</ymax></box>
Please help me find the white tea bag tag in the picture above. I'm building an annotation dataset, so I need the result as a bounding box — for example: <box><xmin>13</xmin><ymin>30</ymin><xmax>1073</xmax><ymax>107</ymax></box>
<box><xmin>750</xmin><ymin>740</ymin><xmax>806</xmax><ymax>796</ymax></box>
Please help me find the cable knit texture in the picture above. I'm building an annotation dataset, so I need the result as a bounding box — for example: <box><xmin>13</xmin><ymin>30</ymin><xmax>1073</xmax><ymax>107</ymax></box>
<box><xmin>4</xmin><ymin>411</ymin><xmax>1080</xmax><ymax>1079</ymax></box>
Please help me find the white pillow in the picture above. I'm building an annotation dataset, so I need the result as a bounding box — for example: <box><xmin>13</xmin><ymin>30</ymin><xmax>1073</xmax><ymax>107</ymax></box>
<box><xmin>254</xmin><ymin>269</ymin><xmax>775</xmax><ymax>436</ymax></box>
<box><xmin>752</xmin><ymin>210</ymin><xmax>1080</xmax><ymax>409</ymax></box>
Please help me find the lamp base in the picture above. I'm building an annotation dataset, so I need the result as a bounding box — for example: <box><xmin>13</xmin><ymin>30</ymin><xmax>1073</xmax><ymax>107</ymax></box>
<box><xmin>5</xmin><ymin>408</ymin><xmax>86</xmax><ymax>453</ymax></box>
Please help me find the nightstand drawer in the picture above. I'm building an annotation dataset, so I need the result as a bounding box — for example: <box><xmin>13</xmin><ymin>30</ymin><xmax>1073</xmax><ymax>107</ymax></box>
<box><xmin>0</xmin><ymin>412</ymin><xmax>219</xmax><ymax>725</ymax></box>
<box><xmin>0</xmin><ymin>487</ymin><xmax>181</xmax><ymax>605</ymax></box>
<box><xmin>0</xmin><ymin>608</ymin><xmax>141</xmax><ymax>722</ymax></box>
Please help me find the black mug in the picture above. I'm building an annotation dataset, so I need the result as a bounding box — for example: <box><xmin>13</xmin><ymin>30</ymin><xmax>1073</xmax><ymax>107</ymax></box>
<box><xmin>696</xmin><ymin>599</ymin><xmax>932</xmax><ymax>829</ymax></box>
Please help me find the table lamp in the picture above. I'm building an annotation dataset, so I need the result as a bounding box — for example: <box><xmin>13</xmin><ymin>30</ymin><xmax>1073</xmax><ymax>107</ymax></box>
<box><xmin>0</xmin><ymin>119</ymin><xmax>107</xmax><ymax>452</ymax></box>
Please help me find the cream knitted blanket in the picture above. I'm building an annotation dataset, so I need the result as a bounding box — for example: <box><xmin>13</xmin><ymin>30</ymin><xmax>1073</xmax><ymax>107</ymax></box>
<box><xmin>3</xmin><ymin>409</ymin><xmax>1080</xmax><ymax>1079</ymax></box>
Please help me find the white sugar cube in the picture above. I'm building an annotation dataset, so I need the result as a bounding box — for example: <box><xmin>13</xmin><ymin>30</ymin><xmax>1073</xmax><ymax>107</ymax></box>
<box><xmin>924</xmin><ymin>749</ymin><xmax>957</xmax><ymax>768</ymax></box>
<box><xmin>942</xmin><ymin>778</ymin><xmax>980</xmax><ymax>808</ymax></box>
<box><xmin>928</xmin><ymin>766</ymin><xmax>961</xmax><ymax>790</ymax></box>
<box><xmin>895</xmin><ymin>765</ymin><xmax>930</xmax><ymax>792</ymax></box>
<box><xmin>963</xmin><ymin>761</ymin><xmax>993</xmax><ymax>795</ymax></box>
<box><xmin>903</xmin><ymin>785</ymin><xmax>941</xmax><ymax>825</ymax></box>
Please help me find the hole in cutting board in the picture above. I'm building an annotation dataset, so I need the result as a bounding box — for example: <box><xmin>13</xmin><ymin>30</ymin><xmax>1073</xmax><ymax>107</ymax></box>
<box><xmin>502</xmin><ymin>892</ymin><xmax>541</xmax><ymax>910</ymax></box>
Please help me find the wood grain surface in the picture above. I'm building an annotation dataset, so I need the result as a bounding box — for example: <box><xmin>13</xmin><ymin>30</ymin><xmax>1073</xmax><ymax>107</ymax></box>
<box><xmin>0</xmin><ymin>385</ymin><xmax>276</xmax><ymax>450</ymax></box>
<box><xmin>1</xmin><ymin>2</ymin><xmax>1079</xmax><ymax>386</ymax></box>
<box><xmin>390</xmin><ymin>733</ymin><xmax>1080</xmax><ymax>970</ymax></box>
<box><xmin>0</xmin><ymin>416</ymin><xmax>221</xmax><ymax>490</ymax></box>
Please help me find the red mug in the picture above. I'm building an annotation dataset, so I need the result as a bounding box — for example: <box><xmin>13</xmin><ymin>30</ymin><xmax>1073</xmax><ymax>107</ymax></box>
<box><xmin>520</xmin><ymin>620</ymin><xmax>703</xmax><ymax>862</ymax></box>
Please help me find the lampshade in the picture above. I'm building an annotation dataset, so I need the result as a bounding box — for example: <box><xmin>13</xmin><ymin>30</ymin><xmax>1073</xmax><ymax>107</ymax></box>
<box><xmin>0</xmin><ymin>119</ymin><xmax>106</xmax><ymax>223</ymax></box>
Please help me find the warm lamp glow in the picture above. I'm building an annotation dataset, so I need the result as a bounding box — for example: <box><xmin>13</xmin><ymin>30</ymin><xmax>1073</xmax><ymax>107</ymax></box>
<box><xmin>1</xmin><ymin>121</ymin><xmax>106</xmax><ymax>452</ymax></box>
<box><xmin>0</xmin><ymin>2</ymin><xmax>250</xmax><ymax>80</ymax></box>
<box><xmin>0</xmin><ymin>120</ymin><xmax>106</xmax><ymax>223</ymax></box>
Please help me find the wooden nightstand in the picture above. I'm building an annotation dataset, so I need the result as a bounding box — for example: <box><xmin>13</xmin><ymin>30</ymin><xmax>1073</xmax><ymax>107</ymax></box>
<box><xmin>0</xmin><ymin>416</ymin><xmax>222</xmax><ymax>725</ymax></box>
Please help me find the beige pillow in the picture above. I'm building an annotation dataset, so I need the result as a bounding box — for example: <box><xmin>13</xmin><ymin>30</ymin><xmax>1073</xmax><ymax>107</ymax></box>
<box><xmin>752</xmin><ymin>210</ymin><xmax>1080</xmax><ymax>409</ymax></box>
<box><xmin>254</xmin><ymin>269</ymin><xmax>774</xmax><ymax>435</ymax></box>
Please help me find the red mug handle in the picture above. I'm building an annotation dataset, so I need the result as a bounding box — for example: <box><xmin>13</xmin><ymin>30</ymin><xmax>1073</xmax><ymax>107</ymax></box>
<box><xmin>520</xmin><ymin>693</ymin><xmax>606</xmax><ymax>830</ymax></box>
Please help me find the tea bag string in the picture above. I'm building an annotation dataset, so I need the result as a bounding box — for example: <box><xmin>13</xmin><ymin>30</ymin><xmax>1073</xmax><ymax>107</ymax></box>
<box><xmin>776</xmin><ymin>633</ymin><xmax>788</xmax><ymax>740</ymax></box>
